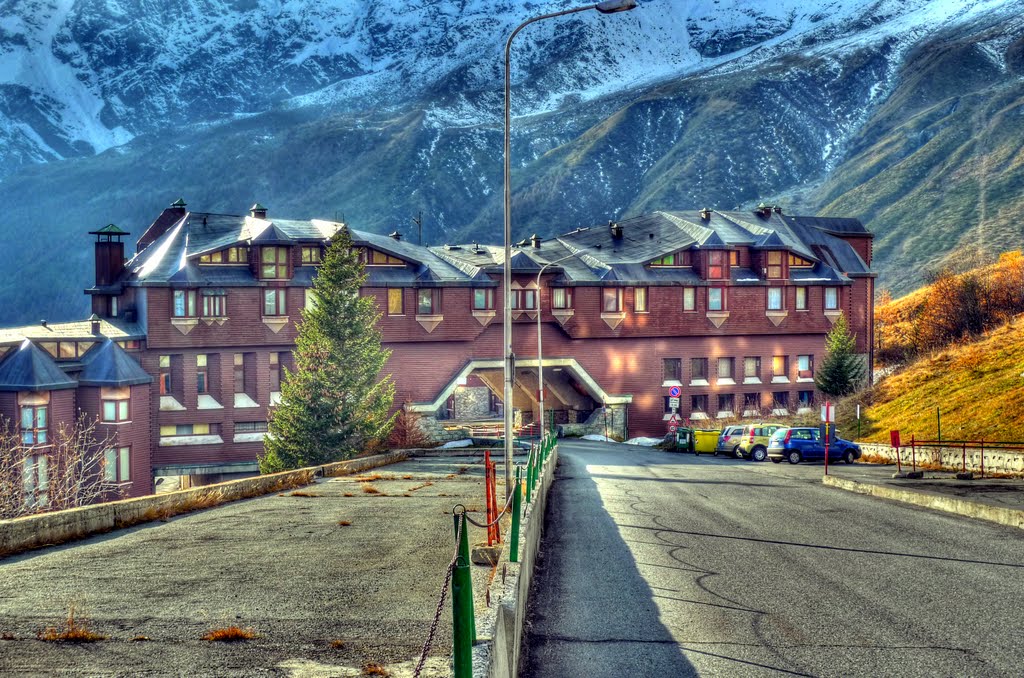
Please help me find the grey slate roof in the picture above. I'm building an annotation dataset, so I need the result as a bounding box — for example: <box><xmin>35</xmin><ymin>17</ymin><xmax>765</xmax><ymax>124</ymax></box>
<box><xmin>0</xmin><ymin>318</ymin><xmax>146</xmax><ymax>345</ymax></box>
<box><xmin>0</xmin><ymin>340</ymin><xmax>78</xmax><ymax>392</ymax></box>
<box><xmin>78</xmin><ymin>340</ymin><xmax>152</xmax><ymax>387</ymax></box>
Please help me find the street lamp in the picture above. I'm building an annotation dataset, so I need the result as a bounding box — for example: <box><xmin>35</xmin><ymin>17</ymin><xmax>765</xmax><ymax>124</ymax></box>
<box><xmin>502</xmin><ymin>0</ymin><xmax>638</xmax><ymax>496</ymax></box>
<box><xmin>535</xmin><ymin>253</ymin><xmax>576</xmax><ymax>441</ymax></box>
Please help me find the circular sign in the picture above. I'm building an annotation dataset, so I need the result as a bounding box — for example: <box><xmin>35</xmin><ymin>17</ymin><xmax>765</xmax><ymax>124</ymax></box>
<box><xmin>668</xmin><ymin>386</ymin><xmax>681</xmax><ymax>397</ymax></box>
<box><xmin>668</xmin><ymin>425</ymin><xmax>678</xmax><ymax>432</ymax></box>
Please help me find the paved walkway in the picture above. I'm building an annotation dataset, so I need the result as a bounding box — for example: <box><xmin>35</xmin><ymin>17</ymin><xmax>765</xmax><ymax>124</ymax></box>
<box><xmin>0</xmin><ymin>453</ymin><xmax>516</xmax><ymax>677</ymax></box>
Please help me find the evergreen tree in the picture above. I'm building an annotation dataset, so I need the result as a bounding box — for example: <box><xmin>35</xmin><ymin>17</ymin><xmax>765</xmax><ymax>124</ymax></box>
<box><xmin>260</xmin><ymin>229</ymin><xmax>395</xmax><ymax>473</ymax></box>
<box><xmin>815</xmin><ymin>313</ymin><xmax>866</xmax><ymax>397</ymax></box>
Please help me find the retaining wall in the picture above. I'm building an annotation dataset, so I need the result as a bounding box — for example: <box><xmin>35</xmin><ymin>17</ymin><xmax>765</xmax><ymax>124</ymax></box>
<box><xmin>473</xmin><ymin>445</ymin><xmax>558</xmax><ymax>678</ymax></box>
<box><xmin>0</xmin><ymin>451</ymin><xmax>408</xmax><ymax>560</ymax></box>
<box><xmin>860</xmin><ymin>443</ymin><xmax>1024</xmax><ymax>475</ymax></box>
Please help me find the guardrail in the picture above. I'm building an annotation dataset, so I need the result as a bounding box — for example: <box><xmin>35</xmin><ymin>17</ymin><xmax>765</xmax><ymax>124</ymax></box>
<box><xmin>861</xmin><ymin>437</ymin><xmax>1024</xmax><ymax>476</ymax></box>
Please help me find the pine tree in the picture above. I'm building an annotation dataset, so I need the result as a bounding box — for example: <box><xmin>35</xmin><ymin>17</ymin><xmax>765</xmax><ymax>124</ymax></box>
<box><xmin>815</xmin><ymin>313</ymin><xmax>866</xmax><ymax>397</ymax></box>
<box><xmin>259</xmin><ymin>229</ymin><xmax>396</xmax><ymax>473</ymax></box>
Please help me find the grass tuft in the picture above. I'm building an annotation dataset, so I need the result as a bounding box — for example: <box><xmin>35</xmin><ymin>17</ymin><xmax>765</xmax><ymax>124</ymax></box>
<box><xmin>37</xmin><ymin>605</ymin><xmax>106</xmax><ymax>643</ymax></box>
<box><xmin>202</xmin><ymin>626</ymin><xmax>257</xmax><ymax>642</ymax></box>
<box><xmin>354</xmin><ymin>473</ymin><xmax>384</xmax><ymax>482</ymax></box>
<box><xmin>402</xmin><ymin>474</ymin><xmax>413</xmax><ymax>480</ymax></box>
<box><xmin>343</xmin><ymin>493</ymin><xmax>354</xmax><ymax>497</ymax></box>
<box><xmin>362</xmin><ymin>663</ymin><xmax>391</xmax><ymax>676</ymax></box>
<box><xmin>290</xmin><ymin>491</ymin><xmax>321</xmax><ymax>497</ymax></box>
<box><xmin>132</xmin><ymin>635</ymin><xmax>151</xmax><ymax>642</ymax></box>
<box><xmin>337</xmin><ymin>520</ymin><xmax>352</xmax><ymax>526</ymax></box>
<box><xmin>330</xmin><ymin>639</ymin><xmax>346</xmax><ymax>649</ymax></box>
<box><xmin>361</xmin><ymin>484</ymin><xmax>381</xmax><ymax>495</ymax></box>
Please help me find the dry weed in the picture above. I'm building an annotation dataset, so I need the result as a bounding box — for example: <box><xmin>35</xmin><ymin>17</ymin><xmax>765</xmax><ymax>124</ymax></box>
<box><xmin>132</xmin><ymin>635</ymin><xmax>151</xmax><ymax>642</ymax></box>
<box><xmin>329</xmin><ymin>639</ymin><xmax>345</xmax><ymax>649</ymax></box>
<box><xmin>362</xmin><ymin>664</ymin><xmax>391</xmax><ymax>677</ymax></box>
<box><xmin>343</xmin><ymin>493</ymin><xmax>355</xmax><ymax>497</ymax></box>
<box><xmin>37</xmin><ymin>605</ymin><xmax>106</xmax><ymax>642</ymax></box>
<box><xmin>202</xmin><ymin>626</ymin><xmax>257</xmax><ymax>642</ymax></box>
<box><xmin>337</xmin><ymin>520</ymin><xmax>352</xmax><ymax>526</ymax></box>
<box><xmin>289</xmin><ymin>491</ymin><xmax>321</xmax><ymax>498</ymax></box>
<box><xmin>402</xmin><ymin>475</ymin><xmax>413</xmax><ymax>480</ymax></box>
<box><xmin>361</xmin><ymin>484</ymin><xmax>381</xmax><ymax>495</ymax></box>
<box><xmin>355</xmin><ymin>473</ymin><xmax>384</xmax><ymax>482</ymax></box>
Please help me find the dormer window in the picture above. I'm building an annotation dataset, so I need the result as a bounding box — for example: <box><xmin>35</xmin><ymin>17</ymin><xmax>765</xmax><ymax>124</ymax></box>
<box><xmin>261</xmin><ymin>247</ymin><xmax>289</xmax><ymax>279</ymax></box>
<box><xmin>707</xmin><ymin>251</ymin><xmax>727</xmax><ymax>279</ymax></box>
<box><xmin>199</xmin><ymin>247</ymin><xmax>248</xmax><ymax>264</ymax></box>
<box><xmin>361</xmin><ymin>248</ymin><xmax>405</xmax><ymax>266</ymax></box>
<box><xmin>301</xmin><ymin>246</ymin><xmax>322</xmax><ymax>264</ymax></box>
<box><xmin>650</xmin><ymin>251</ymin><xmax>692</xmax><ymax>267</ymax></box>
<box><xmin>766</xmin><ymin>251</ymin><xmax>784</xmax><ymax>279</ymax></box>
<box><xmin>789</xmin><ymin>253</ymin><xmax>813</xmax><ymax>268</ymax></box>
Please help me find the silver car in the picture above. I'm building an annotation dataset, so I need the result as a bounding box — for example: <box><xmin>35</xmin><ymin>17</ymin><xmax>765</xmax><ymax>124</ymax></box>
<box><xmin>715</xmin><ymin>425</ymin><xmax>745</xmax><ymax>456</ymax></box>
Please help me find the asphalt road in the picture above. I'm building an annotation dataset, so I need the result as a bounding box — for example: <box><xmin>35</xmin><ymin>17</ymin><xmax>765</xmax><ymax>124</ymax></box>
<box><xmin>520</xmin><ymin>440</ymin><xmax>1024</xmax><ymax>677</ymax></box>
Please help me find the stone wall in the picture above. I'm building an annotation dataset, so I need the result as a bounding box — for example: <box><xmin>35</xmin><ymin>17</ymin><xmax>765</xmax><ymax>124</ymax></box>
<box><xmin>454</xmin><ymin>385</ymin><xmax>492</xmax><ymax>420</ymax></box>
<box><xmin>558</xmin><ymin>405</ymin><xmax>627</xmax><ymax>440</ymax></box>
<box><xmin>416</xmin><ymin>414</ymin><xmax>471</xmax><ymax>444</ymax></box>
<box><xmin>859</xmin><ymin>443</ymin><xmax>1024</xmax><ymax>475</ymax></box>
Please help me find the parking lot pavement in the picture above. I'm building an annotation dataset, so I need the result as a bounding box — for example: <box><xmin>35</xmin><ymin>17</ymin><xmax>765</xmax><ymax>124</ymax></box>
<box><xmin>0</xmin><ymin>453</ymin><xmax>516</xmax><ymax>677</ymax></box>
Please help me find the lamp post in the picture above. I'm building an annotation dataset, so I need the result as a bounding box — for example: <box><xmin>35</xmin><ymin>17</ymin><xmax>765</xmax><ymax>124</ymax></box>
<box><xmin>535</xmin><ymin>253</ymin><xmax>576</xmax><ymax>441</ymax></box>
<box><xmin>502</xmin><ymin>0</ymin><xmax>638</xmax><ymax>498</ymax></box>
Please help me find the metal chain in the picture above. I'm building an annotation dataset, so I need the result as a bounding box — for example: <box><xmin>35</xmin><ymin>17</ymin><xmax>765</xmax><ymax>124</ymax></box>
<box><xmin>413</xmin><ymin>514</ymin><xmax>464</xmax><ymax>678</ymax></box>
<box><xmin>456</xmin><ymin>477</ymin><xmax>517</xmax><ymax>529</ymax></box>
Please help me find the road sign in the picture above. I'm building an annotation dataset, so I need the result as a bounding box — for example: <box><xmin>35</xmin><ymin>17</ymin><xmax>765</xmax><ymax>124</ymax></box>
<box><xmin>667</xmin><ymin>413</ymin><xmax>681</xmax><ymax>424</ymax></box>
<box><xmin>668</xmin><ymin>396</ymin><xmax>680</xmax><ymax>409</ymax></box>
<box><xmin>668</xmin><ymin>385</ymin><xmax>681</xmax><ymax>397</ymax></box>
<box><xmin>820</xmin><ymin>403</ymin><xmax>835</xmax><ymax>422</ymax></box>
<box><xmin>668</xmin><ymin>425</ymin><xmax>677</xmax><ymax>432</ymax></box>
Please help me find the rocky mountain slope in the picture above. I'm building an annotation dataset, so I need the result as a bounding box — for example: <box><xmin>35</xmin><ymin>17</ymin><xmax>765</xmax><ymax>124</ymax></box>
<box><xmin>0</xmin><ymin>0</ymin><xmax>1021</xmax><ymax>323</ymax></box>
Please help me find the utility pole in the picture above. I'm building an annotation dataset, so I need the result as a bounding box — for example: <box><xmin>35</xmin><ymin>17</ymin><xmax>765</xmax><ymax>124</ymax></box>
<box><xmin>412</xmin><ymin>212</ymin><xmax>423</xmax><ymax>245</ymax></box>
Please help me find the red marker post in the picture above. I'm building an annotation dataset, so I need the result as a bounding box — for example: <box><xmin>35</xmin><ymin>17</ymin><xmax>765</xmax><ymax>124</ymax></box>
<box><xmin>824</xmin><ymin>400</ymin><xmax>830</xmax><ymax>476</ymax></box>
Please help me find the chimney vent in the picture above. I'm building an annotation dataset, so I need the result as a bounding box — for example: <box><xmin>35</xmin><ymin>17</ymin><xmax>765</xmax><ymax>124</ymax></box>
<box><xmin>755</xmin><ymin>202</ymin><xmax>772</xmax><ymax>218</ymax></box>
<box><xmin>773</xmin><ymin>205</ymin><xmax>782</xmax><ymax>214</ymax></box>
<box><xmin>89</xmin><ymin>313</ymin><xmax>101</xmax><ymax>335</ymax></box>
<box><xmin>250</xmin><ymin>203</ymin><xmax>268</xmax><ymax>219</ymax></box>
<box><xmin>389</xmin><ymin>231</ymin><xmax>402</xmax><ymax>241</ymax></box>
<box><xmin>700</xmin><ymin>208</ymin><xmax>712</xmax><ymax>220</ymax></box>
<box><xmin>609</xmin><ymin>220</ymin><xmax>623</xmax><ymax>238</ymax></box>
<box><xmin>40</xmin><ymin>319</ymin><xmax>47</xmax><ymax>328</ymax></box>
<box><xmin>530</xmin><ymin>234</ymin><xmax>542</xmax><ymax>248</ymax></box>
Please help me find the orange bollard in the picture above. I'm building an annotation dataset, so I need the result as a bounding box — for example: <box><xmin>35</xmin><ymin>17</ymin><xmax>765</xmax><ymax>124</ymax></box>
<box><xmin>484</xmin><ymin>451</ymin><xmax>494</xmax><ymax>546</ymax></box>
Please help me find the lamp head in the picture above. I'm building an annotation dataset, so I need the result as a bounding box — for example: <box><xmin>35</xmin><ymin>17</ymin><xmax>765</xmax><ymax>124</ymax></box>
<box><xmin>595</xmin><ymin>0</ymin><xmax>638</xmax><ymax>14</ymax></box>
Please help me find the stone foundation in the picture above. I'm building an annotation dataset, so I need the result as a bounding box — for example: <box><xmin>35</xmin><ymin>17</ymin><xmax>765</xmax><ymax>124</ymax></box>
<box><xmin>558</xmin><ymin>405</ymin><xmax>627</xmax><ymax>440</ymax></box>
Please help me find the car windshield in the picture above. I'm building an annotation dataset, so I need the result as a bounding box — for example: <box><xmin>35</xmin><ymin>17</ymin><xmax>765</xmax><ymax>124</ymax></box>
<box><xmin>770</xmin><ymin>429</ymin><xmax>788</xmax><ymax>441</ymax></box>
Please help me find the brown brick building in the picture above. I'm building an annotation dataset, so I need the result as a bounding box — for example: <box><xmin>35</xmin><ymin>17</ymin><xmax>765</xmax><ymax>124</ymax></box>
<box><xmin>0</xmin><ymin>200</ymin><xmax>873</xmax><ymax>499</ymax></box>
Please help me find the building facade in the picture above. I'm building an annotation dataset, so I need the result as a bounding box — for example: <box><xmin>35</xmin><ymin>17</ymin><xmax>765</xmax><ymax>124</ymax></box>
<box><xmin>0</xmin><ymin>200</ymin><xmax>873</xmax><ymax>498</ymax></box>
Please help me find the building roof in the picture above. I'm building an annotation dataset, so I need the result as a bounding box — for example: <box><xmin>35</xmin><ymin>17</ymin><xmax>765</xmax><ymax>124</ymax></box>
<box><xmin>0</xmin><ymin>318</ymin><xmax>146</xmax><ymax>345</ymax></box>
<box><xmin>0</xmin><ymin>340</ymin><xmax>78</xmax><ymax>392</ymax></box>
<box><xmin>78</xmin><ymin>340</ymin><xmax>152</xmax><ymax>387</ymax></box>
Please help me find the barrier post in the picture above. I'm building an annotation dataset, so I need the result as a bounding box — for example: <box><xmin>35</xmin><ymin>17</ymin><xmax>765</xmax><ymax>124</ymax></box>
<box><xmin>911</xmin><ymin>435</ymin><xmax>916</xmax><ymax>473</ymax></box>
<box><xmin>980</xmin><ymin>440</ymin><xmax>985</xmax><ymax>478</ymax></box>
<box><xmin>896</xmin><ymin>446</ymin><xmax>902</xmax><ymax>474</ymax></box>
<box><xmin>510</xmin><ymin>467</ymin><xmax>522</xmax><ymax>563</ymax></box>
<box><xmin>525</xmin><ymin>447</ymin><xmax>534</xmax><ymax>505</ymax></box>
<box><xmin>962</xmin><ymin>442</ymin><xmax>966</xmax><ymax>473</ymax></box>
<box><xmin>452</xmin><ymin>513</ymin><xmax>475</xmax><ymax>677</ymax></box>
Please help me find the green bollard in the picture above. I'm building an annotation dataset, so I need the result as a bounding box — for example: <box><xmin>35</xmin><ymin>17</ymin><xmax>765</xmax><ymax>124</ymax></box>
<box><xmin>451</xmin><ymin>514</ymin><xmax>474</xmax><ymax>677</ymax></box>
<box><xmin>525</xmin><ymin>450</ymin><xmax>534</xmax><ymax>505</ymax></box>
<box><xmin>510</xmin><ymin>468</ymin><xmax>522</xmax><ymax>563</ymax></box>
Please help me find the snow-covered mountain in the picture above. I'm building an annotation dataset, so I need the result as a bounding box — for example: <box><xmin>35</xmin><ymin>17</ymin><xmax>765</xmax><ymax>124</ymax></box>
<box><xmin>0</xmin><ymin>0</ymin><xmax>1022</xmax><ymax>324</ymax></box>
<box><xmin>0</xmin><ymin>0</ymin><xmax>1016</xmax><ymax>171</ymax></box>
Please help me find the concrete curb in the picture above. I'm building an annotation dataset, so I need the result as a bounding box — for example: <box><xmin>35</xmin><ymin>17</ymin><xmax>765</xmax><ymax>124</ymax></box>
<box><xmin>0</xmin><ymin>451</ymin><xmax>408</xmax><ymax>560</ymax></box>
<box><xmin>822</xmin><ymin>474</ymin><xmax>1024</xmax><ymax>530</ymax></box>
<box><xmin>472</xmin><ymin>445</ymin><xmax>558</xmax><ymax>678</ymax></box>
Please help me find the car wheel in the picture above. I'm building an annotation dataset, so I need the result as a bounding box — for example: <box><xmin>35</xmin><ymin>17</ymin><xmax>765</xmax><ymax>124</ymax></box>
<box><xmin>843</xmin><ymin>450</ymin><xmax>855</xmax><ymax>465</ymax></box>
<box><xmin>733</xmin><ymin>446</ymin><xmax>742</xmax><ymax>459</ymax></box>
<box><xmin>787</xmin><ymin>450</ymin><xmax>801</xmax><ymax>465</ymax></box>
<box><xmin>713</xmin><ymin>448</ymin><xmax>720</xmax><ymax>457</ymax></box>
<box><xmin>770</xmin><ymin>457</ymin><xmax>781</xmax><ymax>464</ymax></box>
<box><xmin>752</xmin><ymin>446</ymin><xmax>767</xmax><ymax>462</ymax></box>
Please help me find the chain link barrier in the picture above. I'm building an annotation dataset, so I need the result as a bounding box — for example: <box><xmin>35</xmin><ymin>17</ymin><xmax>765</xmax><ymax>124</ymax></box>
<box><xmin>412</xmin><ymin>513</ymin><xmax>464</xmax><ymax>678</ymax></box>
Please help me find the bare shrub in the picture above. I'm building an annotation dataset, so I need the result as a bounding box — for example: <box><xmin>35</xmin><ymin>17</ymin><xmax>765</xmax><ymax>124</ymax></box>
<box><xmin>202</xmin><ymin>626</ymin><xmax>257</xmax><ymax>641</ymax></box>
<box><xmin>387</xmin><ymin>407</ymin><xmax>432</xmax><ymax>449</ymax></box>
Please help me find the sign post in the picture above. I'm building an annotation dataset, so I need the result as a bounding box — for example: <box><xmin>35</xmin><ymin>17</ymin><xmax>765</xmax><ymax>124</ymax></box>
<box><xmin>821</xmin><ymin>400</ymin><xmax>833</xmax><ymax>475</ymax></box>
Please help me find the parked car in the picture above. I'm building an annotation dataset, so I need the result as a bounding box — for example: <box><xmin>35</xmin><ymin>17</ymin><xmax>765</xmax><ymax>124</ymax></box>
<box><xmin>767</xmin><ymin>427</ymin><xmax>862</xmax><ymax>465</ymax></box>
<box><xmin>736</xmin><ymin>424</ymin><xmax>783</xmax><ymax>461</ymax></box>
<box><xmin>715</xmin><ymin>425</ymin><xmax>745</xmax><ymax>456</ymax></box>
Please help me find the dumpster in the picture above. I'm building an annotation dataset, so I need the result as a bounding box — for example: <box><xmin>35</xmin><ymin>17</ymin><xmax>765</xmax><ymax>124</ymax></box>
<box><xmin>674</xmin><ymin>427</ymin><xmax>695</xmax><ymax>453</ymax></box>
<box><xmin>693</xmin><ymin>429</ymin><xmax>721</xmax><ymax>455</ymax></box>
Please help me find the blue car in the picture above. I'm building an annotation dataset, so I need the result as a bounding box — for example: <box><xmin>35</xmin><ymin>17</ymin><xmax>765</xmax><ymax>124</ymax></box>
<box><xmin>767</xmin><ymin>427</ymin><xmax>861</xmax><ymax>465</ymax></box>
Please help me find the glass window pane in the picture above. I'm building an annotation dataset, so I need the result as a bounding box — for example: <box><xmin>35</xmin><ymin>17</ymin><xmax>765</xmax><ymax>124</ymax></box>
<box><xmin>708</xmin><ymin>288</ymin><xmax>722</xmax><ymax>311</ymax></box>
<box><xmin>683</xmin><ymin>288</ymin><xmax>695</xmax><ymax>311</ymax></box>
<box><xmin>264</xmin><ymin>290</ymin><xmax>276</xmax><ymax>315</ymax></box>
<box><xmin>120</xmin><ymin>448</ymin><xmax>130</xmax><ymax>481</ymax></box>
<box><xmin>418</xmin><ymin>289</ymin><xmax>432</xmax><ymax>314</ymax></box>
<box><xmin>173</xmin><ymin>291</ymin><xmax>185</xmax><ymax>316</ymax></box>
<box><xmin>635</xmin><ymin>287</ymin><xmax>647</xmax><ymax>312</ymax></box>
<box><xmin>119</xmin><ymin>401</ymin><xmax>129</xmax><ymax>420</ymax></box>
<box><xmin>103</xmin><ymin>401</ymin><xmax>116</xmax><ymax>421</ymax></box>
<box><xmin>21</xmin><ymin>407</ymin><xmax>32</xmax><ymax>428</ymax></box>
<box><xmin>105</xmin><ymin>448</ymin><xmax>116</xmax><ymax>481</ymax></box>
<box><xmin>36</xmin><ymin>407</ymin><xmax>46</xmax><ymax>428</ymax></box>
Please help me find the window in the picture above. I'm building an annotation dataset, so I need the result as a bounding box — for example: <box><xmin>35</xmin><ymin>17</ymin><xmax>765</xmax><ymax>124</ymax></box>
<box><xmin>101</xmin><ymin>396</ymin><xmax>129</xmax><ymax>422</ymax></box>
<box><xmin>718</xmin><ymin>357</ymin><xmax>734</xmax><ymax>381</ymax></box>
<box><xmin>389</xmin><ymin>288</ymin><xmax>405</xmax><ymax>315</ymax></box>
<box><xmin>118</xmin><ymin>340</ymin><xmax>141</xmax><ymax>351</ymax></box>
<box><xmin>744</xmin><ymin>356</ymin><xmax>761</xmax><ymax>381</ymax></box>
<box><xmin>773</xmin><ymin>392</ymin><xmax>790</xmax><ymax>409</ymax></box>
<box><xmin>766</xmin><ymin>251</ymin><xmax>783</xmax><ymax>278</ymax></box>
<box><xmin>718</xmin><ymin>393</ymin><xmax>735</xmax><ymax>413</ymax></box>
<box><xmin>234</xmin><ymin>353</ymin><xmax>245</xmax><ymax>394</ymax></box>
<box><xmin>23</xmin><ymin>454</ymin><xmax>48</xmax><ymax>507</ymax></box>
<box><xmin>305</xmin><ymin>288</ymin><xmax>318</xmax><ymax>311</ymax></box>
<box><xmin>797</xmin><ymin>355</ymin><xmax>814</xmax><ymax>379</ymax></box>
<box><xmin>825</xmin><ymin>287</ymin><xmax>839</xmax><ymax>310</ymax></box>
<box><xmin>418</xmin><ymin>289</ymin><xmax>441</xmax><ymax>315</ymax></box>
<box><xmin>103</xmin><ymin>447</ymin><xmax>130</xmax><ymax>483</ymax></box>
<box><xmin>512</xmin><ymin>289</ymin><xmax>537</xmax><ymax>310</ymax></box>
<box><xmin>172</xmin><ymin>289</ymin><xmax>197</xmax><ymax>317</ymax></box>
<box><xmin>197</xmin><ymin>355</ymin><xmax>208</xmax><ymax>394</ymax></box>
<box><xmin>795</xmin><ymin>286</ymin><xmax>807</xmax><ymax>310</ymax></box>
<box><xmin>44</xmin><ymin>341</ymin><xmax>92</xmax><ymax>360</ymax></box>
<box><xmin>663</xmin><ymin>358</ymin><xmax>681</xmax><ymax>382</ymax></box>
<box><xmin>602</xmin><ymin>288</ymin><xmax>622</xmax><ymax>313</ymax></box>
<box><xmin>159</xmin><ymin>423</ymin><xmax>220</xmax><ymax>438</ymax></box>
<box><xmin>651</xmin><ymin>251</ymin><xmax>692</xmax><ymax>266</ymax></box>
<box><xmin>683</xmin><ymin>287</ymin><xmax>696</xmax><ymax>311</ymax></box>
<box><xmin>110</xmin><ymin>296</ymin><xmax>118</xmax><ymax>317</ymax></box>
<box><xmin>301</xmin><ymin>246</ymin><xmax>322</xmax><ymax>264</ymax></box>
<box><xmin>263</xmin><ymin>289</ymin><xmax>286</xmax><ymax>316</ymax></box>
<box><xmin>708</xmin><ymin>251</ymin><xmax>726</xmax><ymax>279</ymax></box>
<box><xmin>261</xmin><ymin>247</ymin><xmax>289</xmax><ymax>279</ymax></box>
<box><xmin>552</xmin><ymin>288</ymin><xmax>573</xmax><ymax>309</ymax></box>
<box><xmin>236</xmin><ymin>421</ymin><xmax>269</xmax><ymax>433</ymax></box>
<box><xmin>200</xmin><ymin>247</ymin><xmax>248</xmax><ymax>264</ymax></box>
<box><xmin>789</xmin><ymin>253</ymin><xmax>813</xmax><ymax>267</ymax></box>
<box><xmin>472</xmin><ymin>288</ymin><xmax>494</xmax><ymax>311</ymax></box>
<box><xmin>159</xmin><ymin>355</ymin><xmax>171</xmax><ymax>395</ymax></box>
<box><xmin>634</xmin><ymin>287</ymin><xmax>648</xmax><ymax>313</ymax></box>
<box><xmin>270</xmin><ymin>352</ymin><xmax>282</xmax><ymax>393</ymax></box>
<box><xmin>20</xmin><ymin>405</ymin><xmax>47</xmax><ymax>445</ymax></box>
<box><xmin>369</xmin><ymin>249</ymin><xmax>405</xmax><ymax>265</ymax></box>
<box><xmin>799</xmin><ymin>390</ymin><xmax>815</xmax><ymax>408</ymax></box>
<box><xmin>690</xmin><ymin>358</ymin><xmax>708</xmax><ymax>382</ymax></box>
<box><xmin>729</xmin><ymin>250</ymin><xmax>739</xmax><ymax>266</ymax></box>
<box><xmin>773</xmin><ymin>355</ymin><xmax>789</xmax><ymax>379</ymax></box>
<box><xmin>202</xmin><ymin>290</ymin><xmax>226</xmax><ymax>317</ymax></box>
<box><xmin>767</xmin><ymin>287</ymin><xmax>783</xmax><ymax>311</ymax></box>
<box><xmin>708</xmin><ymin>287</ymin><xmax>725</xmax><ymax>311</ymax></box>
<box><xmin>691</xmin><ymin>394</ymin><xmax>708</xmax><ymax>413</ymax></box>
<box><xmin>744</xmin><ymin>393</ymin><xmax>761</xmax><ymax>411</ymax></box>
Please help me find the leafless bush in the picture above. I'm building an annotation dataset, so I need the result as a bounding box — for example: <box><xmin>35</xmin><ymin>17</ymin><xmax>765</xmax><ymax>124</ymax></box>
<box><xmin>0</xmin><ymin>413</ymin><xmax>125</xmax><ymax>520</ymax></box>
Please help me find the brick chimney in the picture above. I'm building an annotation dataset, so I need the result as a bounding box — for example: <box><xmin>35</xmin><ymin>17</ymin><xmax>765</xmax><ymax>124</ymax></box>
<box><xmin>609</xmin><ymin>220</ymin><xmax>623</xmax><ymax>238</ymax></box>
<box><xmin>530</xmin><ymin>234</ymin><xmax>542</xmax><ymax>248</ymax></box>
<box><xmin>89</xmin><ymin>224</ymin><xmax>130</xmax><ymax>287</ymax></box>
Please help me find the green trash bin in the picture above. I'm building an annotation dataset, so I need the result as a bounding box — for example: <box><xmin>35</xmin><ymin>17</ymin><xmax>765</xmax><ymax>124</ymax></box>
<box><xmin>675</xmin><ymin>427</ymin><xmax>695</xmax><ymax>453</ymax></box>
<box><xmin>694</xmin><ymin>429</ymin><xmax>721</xmax><ymax>455</ymax></box>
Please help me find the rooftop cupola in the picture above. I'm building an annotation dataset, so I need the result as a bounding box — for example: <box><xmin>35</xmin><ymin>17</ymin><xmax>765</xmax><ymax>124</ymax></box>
<box><xmin>89</xmin><ymin>313</ymin><xmax>101</xmax><ymax>335</ymax></box>
<box><xmin>530</xmin><ymin>234</ymin><xmax>542</xmax><ymax>248</ymax></box>
<box><xmin>89</xmin><ymin>223</ymin><xmax>130</xmax><ymax>287</ymax></box>
<box><xmin>250</xmin><ymin>203</ymin><xmax>268</xmax><ymax>219</ymax></box>
<box><xmin>609</xmin><ymin>220</ymin><xmax>623</xmax><ymax>238</ymax></box>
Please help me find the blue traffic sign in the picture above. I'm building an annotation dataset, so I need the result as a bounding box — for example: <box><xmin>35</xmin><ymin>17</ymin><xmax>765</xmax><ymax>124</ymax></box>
<box><xmin>668</xmin><ymin>385</ymin><xmax>681</xmax><ymax>397</ymax></box>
